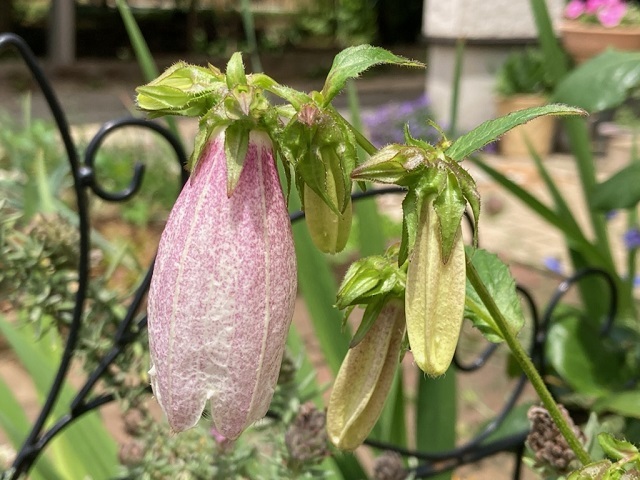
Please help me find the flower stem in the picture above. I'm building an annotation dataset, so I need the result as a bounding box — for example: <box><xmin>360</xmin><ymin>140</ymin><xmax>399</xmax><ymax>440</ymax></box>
<box><xmin>465</xmin><ymin>257</ymin><xmax>592</xmax><ymax>466</ymax></box>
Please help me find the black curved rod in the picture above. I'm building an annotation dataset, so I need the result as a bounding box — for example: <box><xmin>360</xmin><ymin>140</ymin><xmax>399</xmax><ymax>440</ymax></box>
<box><xmin>1</xmin><ymin>33</ymin><xmax>94</xmax><ymax>478</ymax></box>
<box><xmin>535</xmin><ymin>266</ymin><xmax>617</xmax><ymax>380</ymax></box>
<box><xmin>83</xmin><ymin>117</ymin><xmax>189</xmax><ymax>201</ymax></box>
<box><xmin>540</xmin><ymin>266</ymin><xmax>617</xmax><ymax>335</ymax></box>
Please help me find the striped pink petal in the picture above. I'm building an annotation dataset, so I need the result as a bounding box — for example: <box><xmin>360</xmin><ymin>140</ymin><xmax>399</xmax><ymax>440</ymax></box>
<box><xmin>147</xmin><ymin>129</ymin><xmax>297</xmax><ymax>439</ymax></box>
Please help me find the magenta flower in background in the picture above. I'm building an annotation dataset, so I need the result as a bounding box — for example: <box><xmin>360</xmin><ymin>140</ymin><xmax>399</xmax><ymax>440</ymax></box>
<box><xmin>147</xmin><ymin>129</ymin><xmax>297</xmax><ymax>439</ymax></box>
<box><xmin>597</xmin><ymin>0</ymin><xmax>627</xmax><ymax>26</ymax></box>
<box><xmin>586</xmin><ymin>0</ymin><xmax>605</xmax><ymax>14</ymax></box>
<box><xmin>565</xmin><ymin>0</ymin><xmax>586</xmax><ymax>18</ymax></box>
<box><xmin>566</xmin><ymin>0</ymin><xmax>629</xmax><ymax>26</ymax></box>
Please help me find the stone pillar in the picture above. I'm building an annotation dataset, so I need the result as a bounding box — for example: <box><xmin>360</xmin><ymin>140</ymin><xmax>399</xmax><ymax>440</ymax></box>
<box><xmin>423</xmin><ymin>0</ymin><xmax>564</xmax><ymax>133</ymax></box>
<box><xmin>48</xmin><ymin>0</ymin><xmax>76</xmax><ymax>67</ymax></box>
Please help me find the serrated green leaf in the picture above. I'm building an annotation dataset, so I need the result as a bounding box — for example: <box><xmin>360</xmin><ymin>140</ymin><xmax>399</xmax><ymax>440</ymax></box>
<box><xmin>464</xmin><ymin>247</ymin><xmax>524</xmax><ymax>343</ymax></box>
<box><xmin>321</xmin><ymin>45</ymin><xmax>425</xmax><ymax>105</ymax></box>
<box><xmin>554</xmin><ymin>50</ymin><xmax>640</xmax><ymax>113</ymax></box>
<box><xmin>224</xmin><ymin>122</ymin><xmax>250</xmax><ymax>195</ymax></box>
<box><xmin>592</xmin><ymin>162</ymin><xmax>640</xmax><ymax>211</ymax></box>
<box><xmin>546</xmin><ymin>310</ymin><xmax>626</xmax><ymax>396</ymax></box>
<box><xmin>598</xmin><ymin>432</ymin><xmax>639</xmax><ymax>461</ymax></box>
<box><xmin>446</xmin><ymin>104</ymin><xmax>585</xmax><ymax>161</ymax></box>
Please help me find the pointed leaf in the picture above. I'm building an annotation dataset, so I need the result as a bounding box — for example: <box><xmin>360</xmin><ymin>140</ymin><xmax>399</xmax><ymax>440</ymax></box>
<box><xmin>224</xmin><ymin>122</ymin><xmax>250</xmax><ymax>195</ymax></box>
<box><xmin>464</xmin><ymin>247</ymin><xmax>524</xmax><ymax>342</ymax></box>
<box><xmin>350</xmin><ymin>296</ymin><xmax>387</xmax><ymax>348</ymax></box>
<box><xmin>554</xmin><ymin>50</ymin><xmax>640</xmax><ymax>113</ymax></box>
<box><xmin>592</xmin><ymin>162</ymin><xmax>640</xmax><ymax>211</ymax></box>
<box><xmin>226</xmin><ymin>52</ymin><xmax>247</xmax><ymax>87</ymax></box>
<box><xmin>433</xmin><ymin>172</ymin><xmax>465</xmax><ymax>264</ymax></box>
<box><xmin>598</xmin><ymin>432</ymin><xmax>639</xmax><ymax>461</ymax></box>
<box><xmin>321</xmin><ymin>45</ymin><xmax>425</xmax><ymax>105</ymax></box>
<box><xmin>446</xmin><ymin>104</ymin><xmax>585</xmax><ymax>161</ymax></box>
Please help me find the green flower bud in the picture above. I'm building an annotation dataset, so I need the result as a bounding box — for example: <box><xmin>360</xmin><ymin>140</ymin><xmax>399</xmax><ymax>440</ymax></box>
<box><xmin>405</xmin><ymin>195</ymin><xmax>465</xmax><ymax>377</ymax></box>
<box><xmin>304</xmin><ymin>184</ymin><xmax>352</xmax><ymax>254</ymax></box>
<box><xmin>327</xmin><ymin>300</ymin><xmax>405</xmax><ymax>450</ymax></box>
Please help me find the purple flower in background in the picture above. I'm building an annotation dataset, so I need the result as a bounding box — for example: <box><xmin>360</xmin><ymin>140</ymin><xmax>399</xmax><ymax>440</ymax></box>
<box><xmin>635</xmin><ymin>275</ymin><xmax>640</xmax><ymax>288</ymax></box>
<box><xmin>565</xmin><ymin>0</ymin><xmax>586</xmax><ymax>18</ymax></box>
<box><xmin>363</xmin><ymin>94</ymin><xmax>439</xmax><ymax>148</ymax></box>
<box><xmin>623</xmin><ymin>228</ymin><xmax>640</xmax><ymax>249</ymax></box>
<box><xmin>543</xmin><ymin>256</ymin><xmax>564</xmax><ymax>275</ymax></box>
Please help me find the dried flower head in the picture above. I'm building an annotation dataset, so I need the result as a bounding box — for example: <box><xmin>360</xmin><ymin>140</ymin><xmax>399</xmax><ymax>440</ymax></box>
<box><xmin>373</xmin><ymin>451</ymin><xmax>407</xmax><ymax>480</ymax></box>
<box><xmin>285</xmin><ymin>402</ymin><xmax>329</xmax><ymax>467</ymax></box>
<box><xmin>527</xmin><ymin>405</ymin><xmax>586</xmax><ymax>473</ymax></box>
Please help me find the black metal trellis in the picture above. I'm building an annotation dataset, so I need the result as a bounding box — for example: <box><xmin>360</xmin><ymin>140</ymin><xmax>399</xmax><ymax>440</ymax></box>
<box><xmin>0</xmin><ymin>33</ymin><xmax>619</xmax><ymax>480</ymax></box>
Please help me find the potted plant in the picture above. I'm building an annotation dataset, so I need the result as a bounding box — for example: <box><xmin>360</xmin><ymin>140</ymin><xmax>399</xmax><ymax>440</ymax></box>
<box><xmin>495</xmin><ymin>48</ymin><xmax>556</xmax><ymax>156</ymax></box>
<box><xmin>560</xmin><ymin>0</ymin><xmax>640</xmax><ymax>64</ymax></box>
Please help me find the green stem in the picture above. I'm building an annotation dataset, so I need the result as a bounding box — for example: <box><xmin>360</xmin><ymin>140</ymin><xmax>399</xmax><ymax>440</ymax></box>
<box><xmin>466</xmin><ymin>258</ymin><xmax>592</xmax><ymax>466</ymax></box>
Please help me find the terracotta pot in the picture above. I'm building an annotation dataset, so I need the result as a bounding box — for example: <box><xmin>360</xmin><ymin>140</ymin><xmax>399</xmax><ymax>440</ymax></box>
<box><xmin>496</xmin><ymin>94</ymin><xmax>556</xmax><ymax>157</ymax></box>
<box><xmin>560</xmin><ymin>20</ymin><xmax>640</xmax><ymax>64</ymax></box>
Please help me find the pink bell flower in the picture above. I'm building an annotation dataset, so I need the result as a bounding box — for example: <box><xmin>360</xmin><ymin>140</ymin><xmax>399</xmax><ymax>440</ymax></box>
<box><xmin>147</xmin><ymin>129</ymin><xmax>297</xmax><ymax>439</ymax></box>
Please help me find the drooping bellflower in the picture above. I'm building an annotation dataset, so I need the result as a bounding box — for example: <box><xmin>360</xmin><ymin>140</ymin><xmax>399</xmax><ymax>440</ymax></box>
<box><xmin>147</xmin><ymin>129</ymin><xmax>297</xmax><ymax>439</ymax></box>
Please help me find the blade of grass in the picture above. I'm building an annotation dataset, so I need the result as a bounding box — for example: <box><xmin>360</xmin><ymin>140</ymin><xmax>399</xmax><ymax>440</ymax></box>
<box><xmin>0</xmin><ymin>377</ymin><xmax>64</xmax><ymax>480</ymax></box>
<box><xmin>468</xmin><ymin>155</ymin><xmax>605</xmax><ymax>266</ymax></box>
<box><xmin>376</xmin><ymin>369</ymin><xmax>407</xmax><ymax>447</ymax></box>
<box><xmin>416</xmin><ymin>368</ymin><xmax>456</xmax><ymax>480</ymax></box>
<box><xmin>526</xmin><ymin>138</ymin><xmax>584</xmax><ymax>240</ymax></box>
<box><xmin>346</xmin><ymin>80</ymin><xmax>388</xmax><ymax>256</ymax></box>
<box><xmin>0</xmin><ymin>317</ymin><xmax>118</xmax><ymax>479</ymax></box>
<box><xmin>115</xmin><ymin>0</ymin><xmax>181</xmax><ymax>143</ymax></box>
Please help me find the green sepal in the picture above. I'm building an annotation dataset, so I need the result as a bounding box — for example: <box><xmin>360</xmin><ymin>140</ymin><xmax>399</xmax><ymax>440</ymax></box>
<box><xmin>224</xmin><ymin>122</ymin><xmax>250</xmax><ymax>196</ymax></box>
<box><xmin>188</xmin><ymin>119</ymin><xmax>216</xmax><ymax>172</ymax></box>
<box><xmin>351</xmin><ymin>144</ymin><xmax>426</xmax><ymax>186</ymax></box>
<box><xmin>226</xmin><ymin>52</ymin><xmax>247</xmax><ymax>88</ymax></box>
<box><xmin>448</xmin><ymin>159</ymin><xmax>481</xmax><ymax>245</ymax></box>
<box><xmin>598</xmin><ymin>433</ymin><xmax>639</xmax><ymax>462</ymax></box>
<box><xmin>135</xmin><ymin>61</ymin><xmax>225</xmax><ymax>117</ymax></box>
<box><xmin>281</xmin><ymin>105</ymin><xmax>357</xmax><ymax>214</ymax></box>
<box><xmin>398</xmin><ymin>188</ymin><xmax>419</xmax><ymax>266</ymax></box>
<box><xmin>250</xmin><ymin>73</ymin><xmax>311</xmax><ymax>109</ymax></box>
<box><xmin>336</xmin><ymin>257</ymin><xmax>386</xmax><ymax>309</ymax></box>
<box><xmin>350</xmin><ymin>296</ymin><xmax>387</xmax><ymax>348</ymax></box>
<box><xmin>321</xmin><ymin>44</ymin><xmax>425</xmax><ymax>106</ymax></box>
<box><xmin>433</xmin><ymin>171</ymin><xmax>466</xmax><ymax>264</ymax></box>
<box><xmin>398</xmin><ymin>168</ymin><xmax>446</xmax><ymax>265</ymax></box>
<box><xmin>336</xmin><ymin>249</ymin><xmax>406</xmax><ymax>310</ymax></box>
